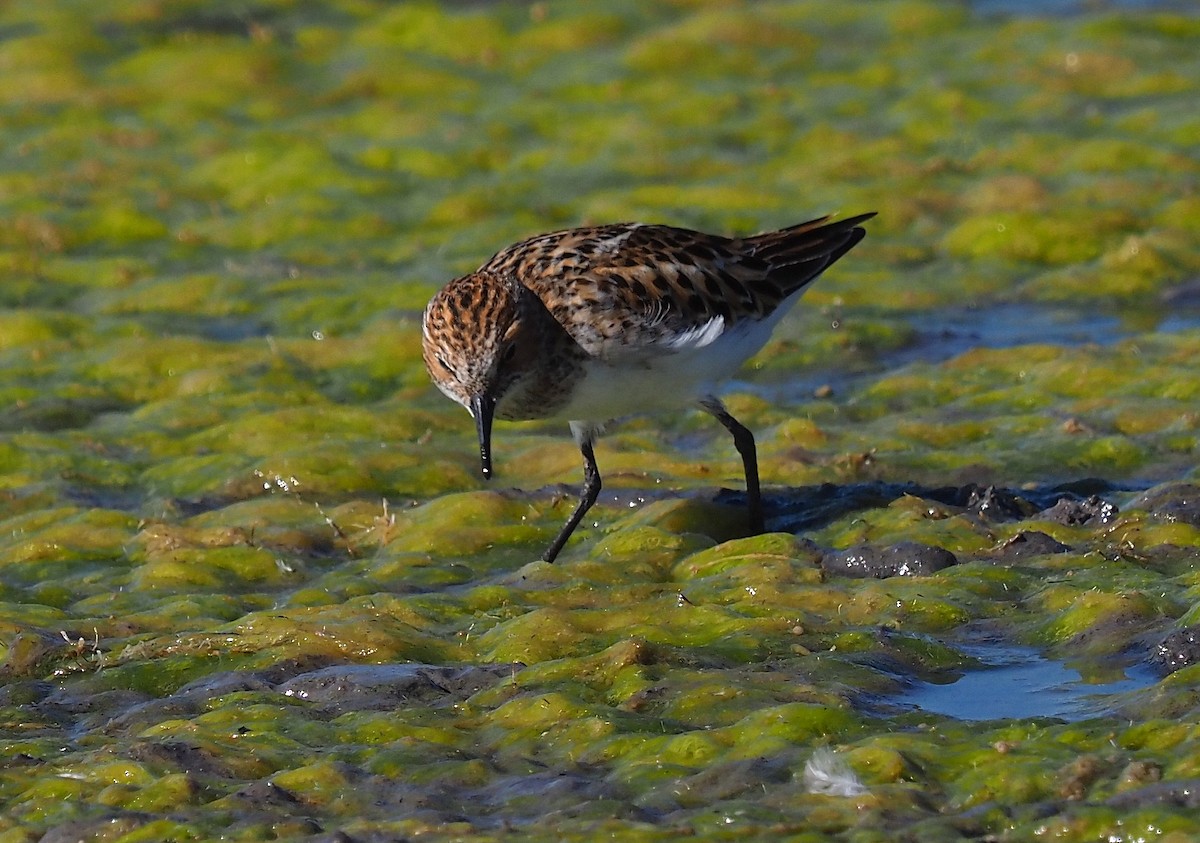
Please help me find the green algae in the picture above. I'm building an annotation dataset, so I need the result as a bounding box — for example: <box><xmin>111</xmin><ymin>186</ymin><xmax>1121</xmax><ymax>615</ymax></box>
<box><xmin>0</xmin><ymin>0</ymin><xmax>1198</xmax><ymax>839</ymax></box>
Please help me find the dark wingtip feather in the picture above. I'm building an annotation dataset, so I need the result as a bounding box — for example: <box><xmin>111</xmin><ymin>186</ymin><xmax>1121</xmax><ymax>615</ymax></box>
<box><xmin>745</xmin><ymin>212</ymin><xmax>875</xmax><ymax>296</ymax></box>
<box><xmin>749</xmin><ymin>212</ymin><xmax>874</xmax><ymax>262</ymax></box>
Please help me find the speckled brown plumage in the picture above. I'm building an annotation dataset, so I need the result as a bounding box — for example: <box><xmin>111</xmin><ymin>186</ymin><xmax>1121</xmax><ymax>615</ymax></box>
<box><xmin>476</xmin><ymin>214</ymin><xmax>873</xmax><ymax>355</ymax></box>
<box><xmin>422</xmin><ymin>212</ymin><xmax>876</xmax><ymax>563</ymax></box>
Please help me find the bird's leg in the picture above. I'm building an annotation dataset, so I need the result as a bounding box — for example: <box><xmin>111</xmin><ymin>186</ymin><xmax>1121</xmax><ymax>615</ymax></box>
<box><xmin>700</xmin><ymin>396</ymin><xmax>765</xmax><ymax>534</ymax></box>
<box><xmin>541</xmin><ymin>427</ymin><xmax>602</xmax><ymax>563</ymax></box>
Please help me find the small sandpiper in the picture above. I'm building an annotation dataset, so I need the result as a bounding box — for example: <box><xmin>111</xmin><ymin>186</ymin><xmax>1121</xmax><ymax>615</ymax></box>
<box><xmin>422</xmin><ymin>213</ymin><xmax>875</xmax><ymax>563</ymax></box>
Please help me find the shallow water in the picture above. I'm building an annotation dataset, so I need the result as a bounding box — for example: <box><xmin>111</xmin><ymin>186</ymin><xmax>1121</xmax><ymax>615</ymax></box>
<box><xmin>974</xmin><ymin>0</ymin><xmax>1194</xmax><ymax>15</ymax></box>
<box><xmin>0</xmin><ymin>0</ymin><xmax>1198</xmax><ymax>840</ymax></box>
<box><xmin>898</xmin><ymin>638</ymin><xmax>1161</xmax><ymax>721</ymax></box>
<box><xmin>741</xmin><ymin>301</ymin><xmax>1200</xmax><ymax>405</ymax></box>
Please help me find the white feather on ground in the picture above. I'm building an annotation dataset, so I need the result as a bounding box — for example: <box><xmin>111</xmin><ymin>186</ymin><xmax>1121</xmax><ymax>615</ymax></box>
<box><xmin>803</xmin><ymin>748</ymin><xmax>868</xmax><ymax>796</ymax></box>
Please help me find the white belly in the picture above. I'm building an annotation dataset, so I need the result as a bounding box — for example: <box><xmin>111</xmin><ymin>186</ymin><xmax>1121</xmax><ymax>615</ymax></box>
<box><xmin>548</xmin><ymin>294</ymin><xmax>799</xmax><ymax>423</ymax></box>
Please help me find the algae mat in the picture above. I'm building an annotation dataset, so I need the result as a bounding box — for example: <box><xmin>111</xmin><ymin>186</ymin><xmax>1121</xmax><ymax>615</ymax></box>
<box><xmin>1</xmin><ymin>0</ymin><xmax>1199</xmax><ymax>840</ymax></box>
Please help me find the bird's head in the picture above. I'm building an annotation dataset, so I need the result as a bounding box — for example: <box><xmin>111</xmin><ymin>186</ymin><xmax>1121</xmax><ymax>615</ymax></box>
<box><xmin>422</xmin><ymin>271</ymin><xmax>544</xmax><ymax>479</ymax></box>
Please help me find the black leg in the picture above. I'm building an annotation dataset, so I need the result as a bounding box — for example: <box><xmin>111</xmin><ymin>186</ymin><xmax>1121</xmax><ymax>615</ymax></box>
<box><xmin>700</xmin><ymin>396</ymin><xmax>765</xmax><ymax>534</ymax></box>
<box><xmin>541</xmin><ymin>436</ymin><xmax>602</xmax><ymax>563</ymax></box>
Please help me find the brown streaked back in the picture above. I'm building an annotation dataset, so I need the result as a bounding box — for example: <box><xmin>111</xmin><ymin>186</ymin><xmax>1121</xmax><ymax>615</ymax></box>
<box><xmin>477</xmin><ymin>213</ymin><xmax>875</xmax><ymax>354</ymax></box>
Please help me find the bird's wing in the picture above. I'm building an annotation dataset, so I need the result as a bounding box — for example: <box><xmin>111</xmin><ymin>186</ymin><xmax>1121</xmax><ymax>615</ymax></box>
<box><xmin>480</xmin><ymin>215</ymin><xmax>873</xmax><ymax>361</ymax></box>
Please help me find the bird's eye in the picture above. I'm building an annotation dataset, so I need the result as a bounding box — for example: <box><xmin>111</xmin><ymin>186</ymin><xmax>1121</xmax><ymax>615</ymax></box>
<box><xmin>500</xmin><ymin>345</ymin><xmax>517</xmax><ymax>364</ymax></box>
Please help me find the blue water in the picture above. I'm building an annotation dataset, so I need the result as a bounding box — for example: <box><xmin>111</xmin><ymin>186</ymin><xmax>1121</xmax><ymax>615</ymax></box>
<box><xmin>974</xmin><ymin>0</ymin><xmax>1195</xmax><ymax>14</ymax></box>
<box><xmin>745</xmin><ymin>302</ymin><xmax>1200</xmax><ymax>406</ymax></box>
<box><xmin>898</xmin><ymin>641</ymin><xmax>1159</xmax><ymax>722</ymax></box>
<box><xmin>897</xmin><ymin>303</ymin><xmax>1200</xmax><ymax>367</ymax></box>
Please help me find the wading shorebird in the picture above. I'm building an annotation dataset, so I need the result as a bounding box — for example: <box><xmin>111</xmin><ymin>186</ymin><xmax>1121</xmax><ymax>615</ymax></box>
<box><xmin>423</xmin><ymin>213</ymin><xmax>875</xmax><ymax>563</ymax></box>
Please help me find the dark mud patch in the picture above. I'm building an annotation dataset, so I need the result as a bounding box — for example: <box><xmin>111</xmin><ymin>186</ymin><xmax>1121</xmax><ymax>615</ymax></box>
<box><xmin>278</xmin><ymin>662</ymin><xmax>522</xmax><ymax>712</ymax></box>
<box><xmin>730</xmin><ymin>479</ymin><xmax>1130</xmax><ymax>534</ymax></box>
<box><xmin>990</xmin><ymin>530</ymin><xmax>1072</xmax><ymax>561</ymax></box>
<box><xmin>1148</xmin><ymin>626</ymin><xmax>1200</xmax><ymax>675</ymax></box>
<box><xmin>0</xmin><ymin>396</ymin><xmax>132</xmax><ymax>432</ymax></box>
<box><xmin>822</xmin><ymin>541</ymin><xmax>958</xmax><ymax>578</ymax></box>
<box><xmin>26</xmin><ymin>658</ymin><xmax>519</xmax><ymax>740</ymax></box>
<box><xmin>1107</xmin><ymin>778</ymin><xmax>1200</xmax><ymax>810</ymax></box>
<box><xmin>1128</xmin><ymin>483</ymin><xmax>1200</xmax><ymax>527</ymax></box>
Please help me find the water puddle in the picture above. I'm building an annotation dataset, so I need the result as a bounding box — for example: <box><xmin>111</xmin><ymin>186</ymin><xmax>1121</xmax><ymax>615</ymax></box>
<box><xmin>894</xmin><ymin>302</ymin><xmax>1200</xmax><ymax>367</ymax></box>
<box><xmin>972</xmin><ymin>0</ymin><xmax>1195</xmax><ymax>16</ymax></box>
<box><xmin>898</xmin><ymin>640</ymin><xmax>1160</xmax><ymax>722</ymax></box>
<box><xmin>746</xmin><ymin>301</ymin><xmax>1200</xmax><ymax>404</ymax></box>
